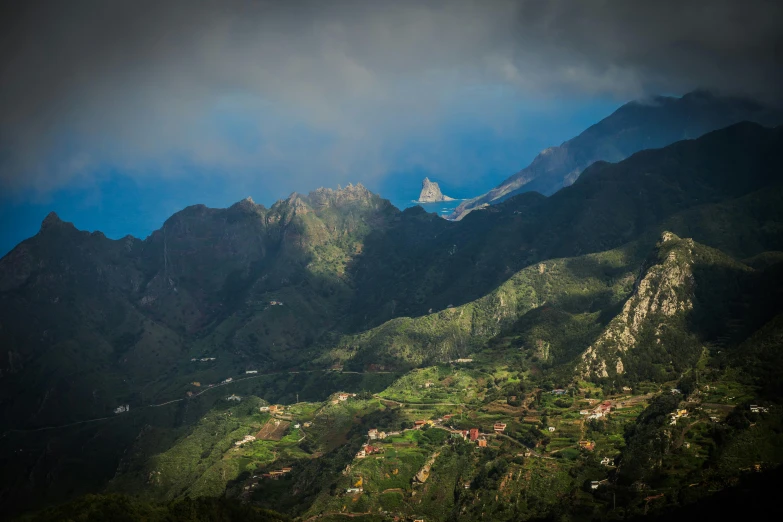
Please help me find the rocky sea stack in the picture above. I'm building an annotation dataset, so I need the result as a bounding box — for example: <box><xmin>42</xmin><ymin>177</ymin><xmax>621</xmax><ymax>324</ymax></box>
<box><xmin>417</xmin><ymin>177</ymin><xmax>454</xmax><ymax>203</ymax></box>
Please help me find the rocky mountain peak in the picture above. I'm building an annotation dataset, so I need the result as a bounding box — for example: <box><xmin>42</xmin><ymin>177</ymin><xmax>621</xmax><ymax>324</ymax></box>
<box><xmin>39</xmin><ymin>211</ymin><xmax>76</xmax><ymax>233</ymax></box>
<box><xmin>230</xmin><ymin>196</ymin><xmax>264</xmax><ymax>214</ymax></box>
<box><xmin>306</xmin><ymin>182</ymin><xmax>375</xmax><ymax>208</ymax></box>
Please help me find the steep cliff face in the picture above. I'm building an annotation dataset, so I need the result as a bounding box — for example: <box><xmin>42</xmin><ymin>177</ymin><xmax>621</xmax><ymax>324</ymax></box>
<box><xmin>417</xmin><ymin>177</ymin><xmax>454</xmax><ymax>203</ymax></box>
<box><xmin>579</xmin><ymin>232</ymin><xmax>697</xmax><ymax>379</ymax></box>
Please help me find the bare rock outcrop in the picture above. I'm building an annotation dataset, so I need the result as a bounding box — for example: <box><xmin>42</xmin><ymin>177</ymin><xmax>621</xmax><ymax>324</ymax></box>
<box><xmin>417</xmin><ymin>178</ymin><xmax>454</xmax><ymax>203</ymax></box>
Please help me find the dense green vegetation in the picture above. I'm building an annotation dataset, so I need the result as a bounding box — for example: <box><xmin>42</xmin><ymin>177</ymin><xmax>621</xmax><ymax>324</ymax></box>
<box><xmin>19</xmin><ymin>494</ymin><xmax>288</xmax><ymax>522</ymax></box>
<box><xmin>1</xmin><ymin>123</ymin><xmax>783</xmax><ymax>520</ymax></box>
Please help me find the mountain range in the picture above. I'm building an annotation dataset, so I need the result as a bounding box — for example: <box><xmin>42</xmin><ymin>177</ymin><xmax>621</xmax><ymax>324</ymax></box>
<box><xmin>449</xmin><ymin>90</ymin><xmax>783</xmax><ymax>220</ymax></box>
<box><xmin>1</xmin><ymin>117</ymin><xmax>782</xmax><ymax>520</ymax></box>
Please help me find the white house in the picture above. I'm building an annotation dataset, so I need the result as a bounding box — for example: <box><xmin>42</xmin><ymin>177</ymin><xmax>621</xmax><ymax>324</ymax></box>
<box><xmin>226</xmin><ymin>394</ymin><xmax>241</xmax><ymax>402</ymax></box>
<box><xmin>234</xmin><ymin>435</ymin><xmax>256</xmax><ymax>447</ymax></box>
<box><xmin>548</xmin><ymin>427</ymin><xmax>556</xmax><ymax>432</ymax></box>
<box><xmin>246</xmin><ymin>370</ymin><xmax>258</xmax><ymax>374</ymax></box>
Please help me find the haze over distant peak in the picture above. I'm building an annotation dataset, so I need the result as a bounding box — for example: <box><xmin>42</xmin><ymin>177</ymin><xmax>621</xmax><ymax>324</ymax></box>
<box><xmin>449</xmin><ymin>90</ymin><xmax>783</xmax><ymax>220</ymax></box>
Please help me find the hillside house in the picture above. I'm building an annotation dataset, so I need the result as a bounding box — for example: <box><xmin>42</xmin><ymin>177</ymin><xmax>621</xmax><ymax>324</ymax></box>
<box><xmin>226</xmin><ymin>394</ymin><xmax>241</xmax><ymax>402</ymax></box>
<box><xmin>551</xmin><ymin>389</ymin><xmax>566</xmax><ymax>395</ymax></box>
<box><xmin>293</xmin><ymin>423</ymin><xmax>300</xmax><ymax>429</ymax></box>
<box><xmin>597</xmin><ymin>401</ymin><xmax>612</xmax><ymax>414</ymax></box>
<box><xmin>356</xmin><ymin>448</ymin><xmax>366</xmax><ymax>459</ymax></box>
<box><xmin>591</xmin><ymin>481</ymin><xmax>600</xmax><ymax>490</ymax></box>
<box><xmin>548</xmin><ymin>426</ymin><xmax>556</xmax><ymax>432</ymax></box>
<box><xmin>345</xmin><ymin>487</ymin><xmax>363</xmax><ymax>494</ymax></box>
<box><xmin>493</xmin><ymin>423</ymin><xmax>507</xmax><ymax>433</ymax></box>
<box><xmin>269</xmin><ymin>404</ymin><xmax>284</xmax><ymax>413</ymax></box>
<box><xmin>469</xmin><ymin>428</ymin><xmax>480</xmax><ymax>441</ymax></box>
<box><xmin>191</xmin><ymin>382</ymin><xmax>201</xmax><ymax>387</ymax></box>
<box><xmin>671</xmin><ymin>388</ymin><xmax>682</xmax><ymax>394</ymax></box>
<box><xmin>259</xmin><ymin>406</ymin><xmax>270</xmax><ymax>412</ymax></box>
<box><xmin>424</xmin><ymin>381</ymin><xmax>434</xmax><ymax>388</ymax></box>
<box><xmin>454</xmin><ymin>358</ymin><xmax>473</xmax><ymax>363</ymax></box>
<box><xmin>579</xmin><ymin>440</ymin><xmax>596</xmax><ymax>451</ymax></box>
<box><xmin>114</xmin><ymin>404</ymin><xmax>130</xmax><ymax>414</ymax></box>
<box><xmin>303</xmin><ymin>422</ymin><xmax>312</xmax><ymax>427</ymax></box>
<box><xmin>477</xmin><ymin>438</ymin><xmax>487</xmax><ymax>448</ymax></box>
<box><xmin>601</xmin><ymin>457</ymin><xmax>612</xmax><ymax>466</ymax></box>
<box><xmin>415</xmin><ymin>420</ymin><xmax>427</xmax><ymax>428</ymax></box>
<box><xmin>246</xmin><ymin>370</ymin><xmax>258</xmax><ymax>374</ymax></box>
<box><xmin>337</xmin><ymin>393</ymin><xmax>350</xmax><ymax>401</ymax></box>
<box><xmin>235</xmin><ymin>435</ymin><xmax>256</xmax><ymax>447</ymax></box>
<box><xmin>580</xmin><ymin>410</ymin><xmax>589</xmax><ymax>415</ymax></box>
<box><xmin>622</xmin><ymin>386</ymin><xmax>632</xmax><ymax>392</ymax></box>
<box><xmin>223</xmin><ymin>377</ymin><xmax>233</xmax><ymax>384</ymax></box>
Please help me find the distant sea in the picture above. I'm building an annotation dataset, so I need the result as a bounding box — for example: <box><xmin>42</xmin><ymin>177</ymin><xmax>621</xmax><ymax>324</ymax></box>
<box><xmin>387</xmin><ymin>197</ymin><xmax>463</xmax><ymax>219</ymax></box>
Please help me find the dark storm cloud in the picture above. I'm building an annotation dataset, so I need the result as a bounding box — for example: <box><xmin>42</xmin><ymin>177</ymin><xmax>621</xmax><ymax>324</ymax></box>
<box><xmin>1</xmin><ymin>0</ymin><xmax>781</xmax><ymax>193</ymax></box>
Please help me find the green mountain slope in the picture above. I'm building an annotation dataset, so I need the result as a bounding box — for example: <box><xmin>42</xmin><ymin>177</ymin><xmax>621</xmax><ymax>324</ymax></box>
<box><xmin>329</xmin><ymin>243</ymin><xmax>640</xmax><ymax>370</ymax></box>
<box><xmin>2</xmin><ymin>123</ymin><xmax>783</xmax><ymax>519</ymax></box>
<box><xmin>348</xmin><ymin>122</ymin><xmax>783</xmax><ymax>326</ymax></box>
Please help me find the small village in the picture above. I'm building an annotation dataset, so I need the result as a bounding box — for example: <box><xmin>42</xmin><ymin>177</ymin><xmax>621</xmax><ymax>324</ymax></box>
<box><xmin>109</xmin><ymin>356</ymin><xmax>779</xmax><ymax>522</ymax></box>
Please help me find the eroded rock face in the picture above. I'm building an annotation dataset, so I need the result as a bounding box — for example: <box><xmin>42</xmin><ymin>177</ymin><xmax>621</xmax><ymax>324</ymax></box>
<box><xmin>418</xmin><ymin>178</ymin><xmax>454</xmax><ymax>203</ymax></box>
<box><xmin>580</xmin><ymin>232</ymin><xmax>695</xmax><ymax>378</ymax></box>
